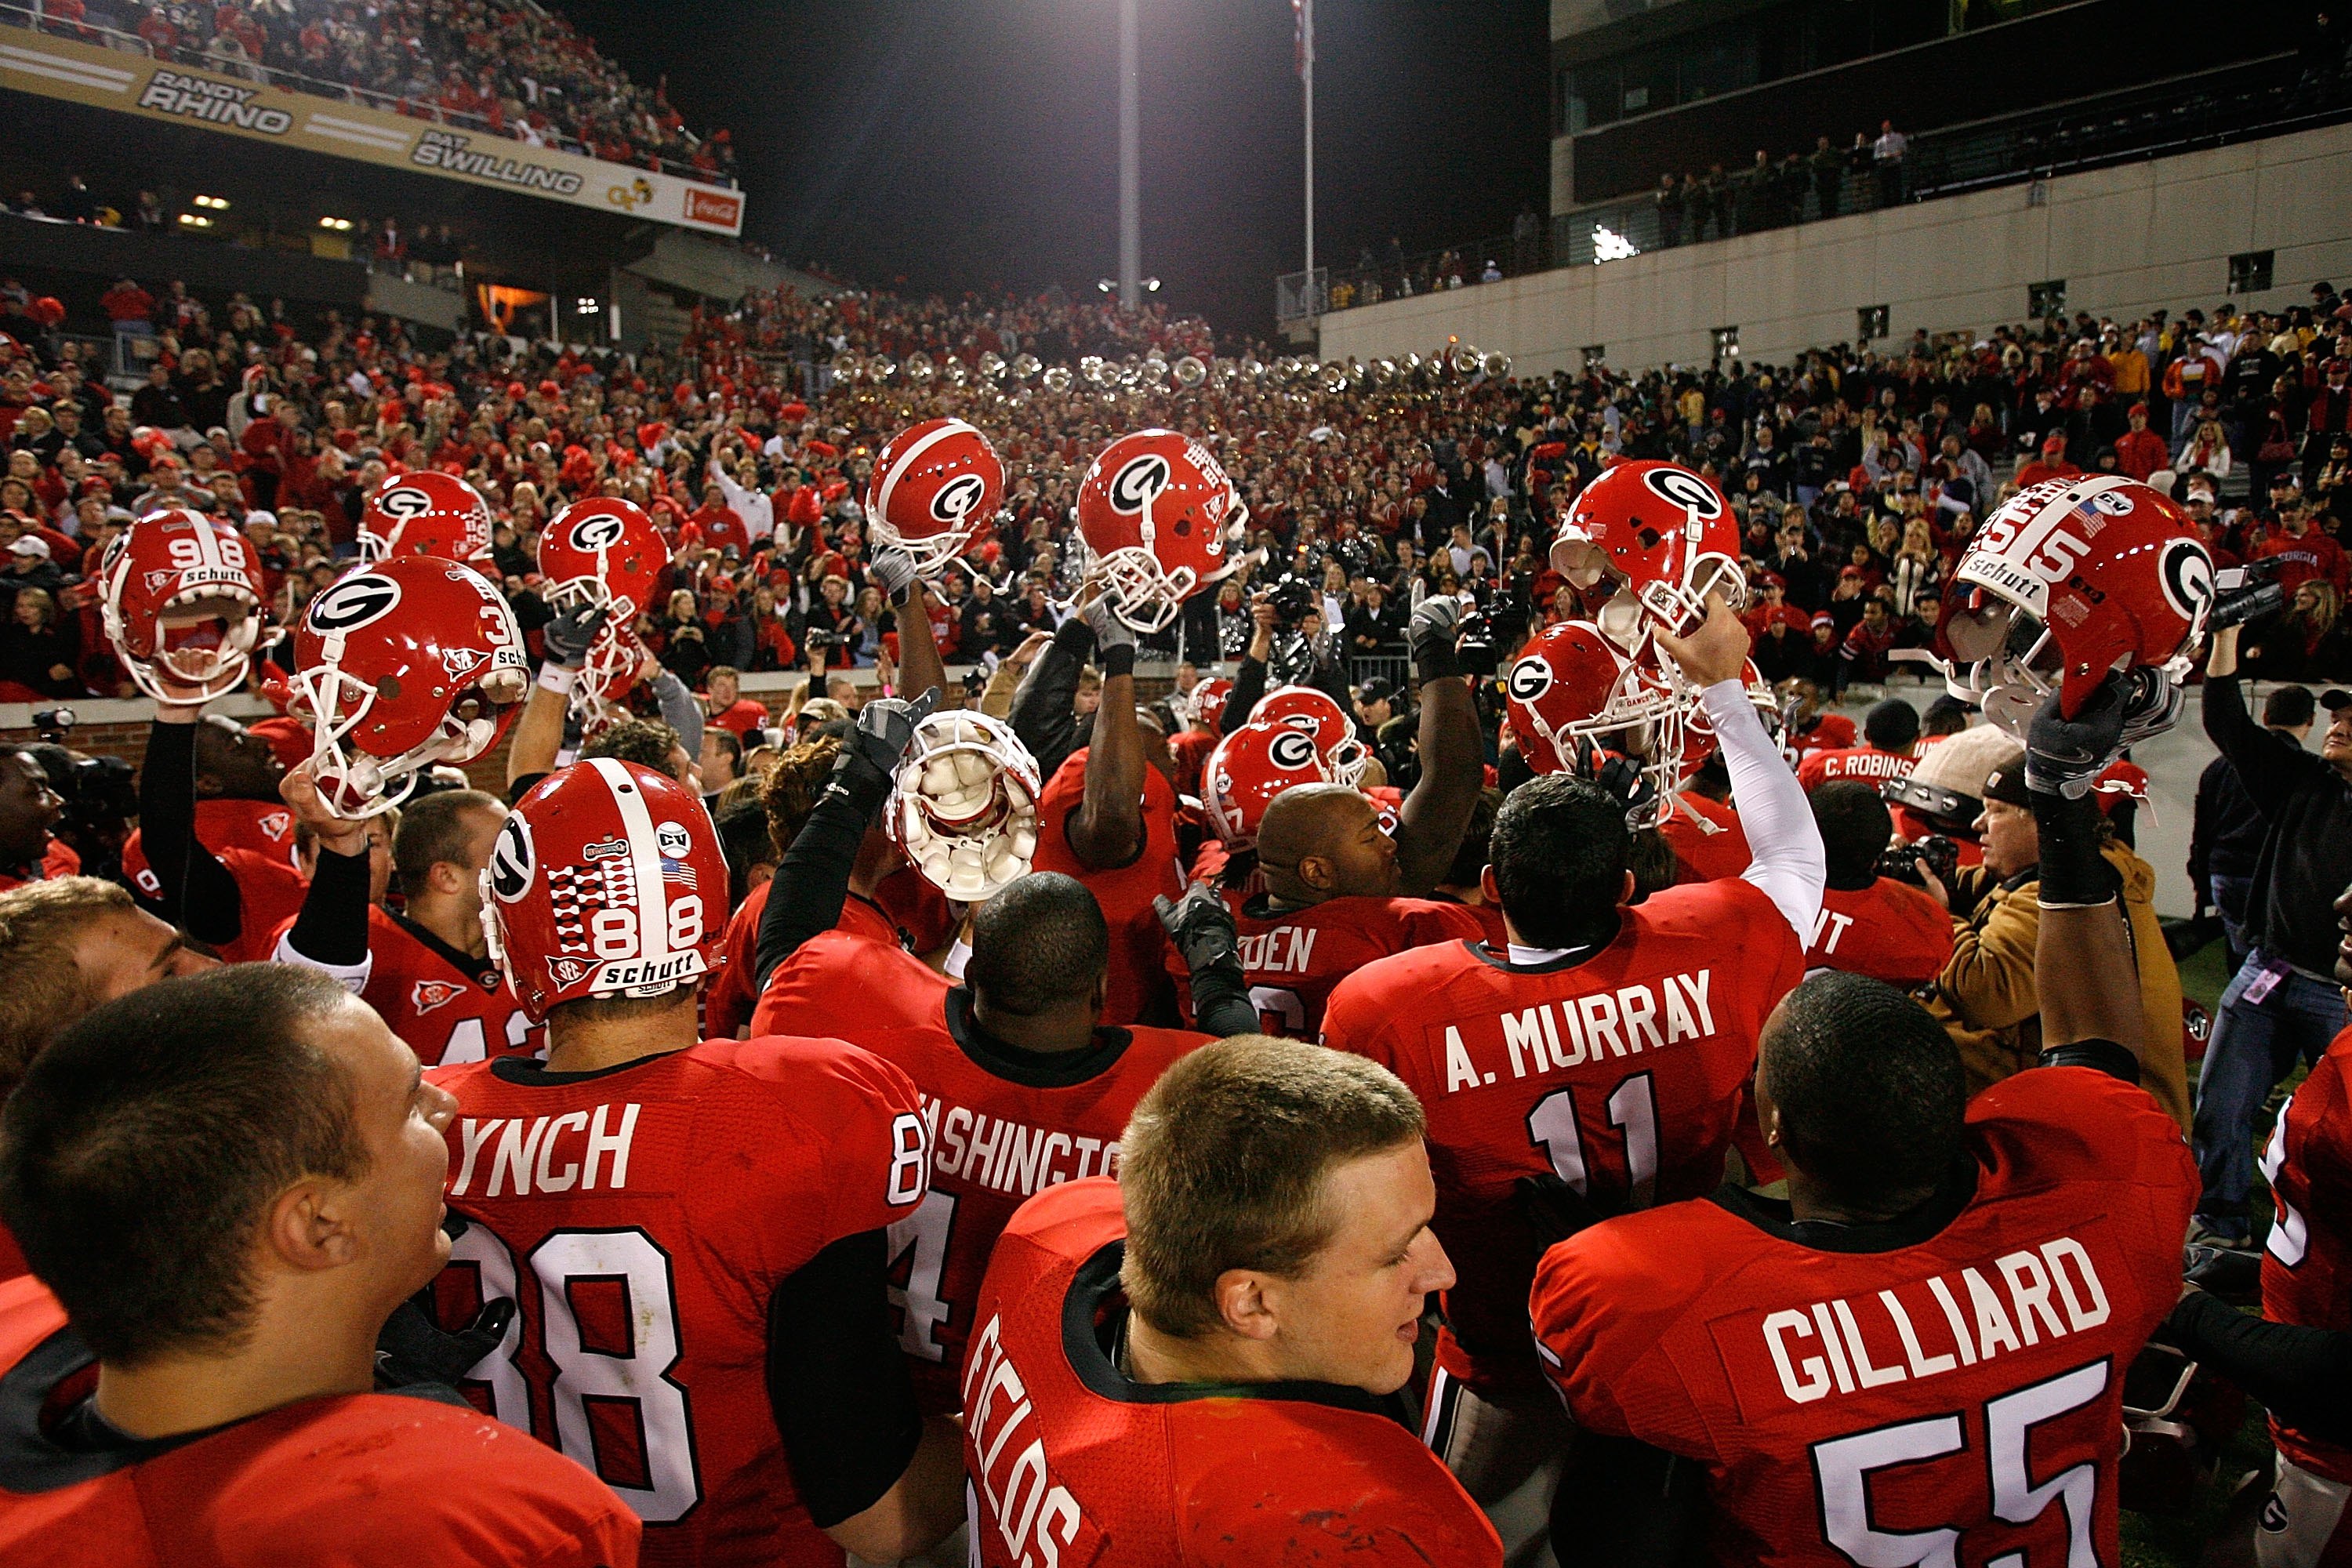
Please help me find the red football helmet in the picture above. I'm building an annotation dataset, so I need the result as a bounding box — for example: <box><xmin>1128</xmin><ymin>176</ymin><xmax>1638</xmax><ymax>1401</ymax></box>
<box><xmin>537</xmin><ymin>497</ymin><xmax>670</xmax><ymax>623</ymax></box>
<box><xmin>99</xmin><ymin>507</ymin><xmax>268</xmax><ymax>702</ymax></box>
<box><xmin>1248</xmin><ymin>684</ymin><xmax>1370</xmax><ymax>788</ymax></box>
<box><xmin>1076</xmin><ymin>430</ymin><xmax>1250</xmax><ymax>632</ymax></box>
<box><xmin>481</xmin><ymin>758</ymin><xmax>728</xmax><ymax>1021</ymax></box>
<box><xmin>1181</xmin><ymin>676</ymin><xmax>1234</xmax><ymax>732</ymax></box>
<box><xmin>1502</xmin><ymin>621</ymin><xmax>1668</xmax><ymax>775</ymax></box>
<box><xmin>292</xmin><ymin>558</ymin><xmax>530</xmax><ymax>817</ymax></box>
<box><xmin>1549</xmin><ymin>460</ymin><xmax>1744</xmax><ymax>646</ymax></box>
<box><xmin>1664</xmin><ymin>657</ymin><xmax>1784</xmax><ymax>771</ymax></box>
<box><xmin>866</xmin><ymin>419</ymin><xmax>1003</xmax><ymax>579</ymax></box>
<box><xmin>887</xmin><ymin>710</ymin><xmax>1042</xmax><ymax>900</ymax></box>
<box><xmin>572</xmin><ymin>625</ymin><xmax>648</xmax><ymax>737</ymax></box>
<box><xmin>1947</xmin><ymin>474</ymin><xmax>2213</xmax><ymax>731</ymax></box>
<box><xmin>1203</xmin><ymin>720</ymin><xmax>1337</xmax><ymax>849</ymax></box>
<box><xmin>358</xmin><ymin>471</ymin><xmax>495</xmax><ymax>567</ymax></box>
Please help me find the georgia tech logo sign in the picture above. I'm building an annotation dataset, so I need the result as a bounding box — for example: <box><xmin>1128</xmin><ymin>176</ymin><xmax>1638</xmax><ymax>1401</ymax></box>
<box><xmin>607</xmin><ymin>177</ymin><xmax>655</xmax><ymax>211</ymax></box>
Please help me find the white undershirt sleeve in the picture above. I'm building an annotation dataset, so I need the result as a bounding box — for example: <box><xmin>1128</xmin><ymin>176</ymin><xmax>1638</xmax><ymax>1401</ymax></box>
<box><xmin>1700</xmin><ymin>678</ymin><xmax>1826</xmax><ymax>943</ymax></box>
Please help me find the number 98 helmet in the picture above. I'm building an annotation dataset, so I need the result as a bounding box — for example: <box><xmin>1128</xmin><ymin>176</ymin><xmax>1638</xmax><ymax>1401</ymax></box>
<box><xmin>1945</xmin><ymin>474</ymin><xmax>2213</xmax><ymax>735</ymax></box>
<box><xmin>481</xmin><ymin>758</ymin><xmax>728</xmax><ymax>1022</ymax></box>
<box><xmin>98</xmin><ymin>507</ymin><xmax>268</xmax><ymax>703</ymax></box>
<box><xmin>1076</xmin><ymin>430</ymin><xmax>1251</xmax><ymax>633</ymax></box>
<box><xmin>1501</xmin><ymin>621</ymin><xmax>1667</xmax><ymax>775</ymax></box>
<box><xmin>866</xmin><ymin>419</ymin><xmax>1004</xmax><ymax>579</ymax></box>
<box><xmin>887</xmin><ymin>710</ymin><xmax>1041</xmax><ymax>900</ymax></box>
<box><xmin>1548</xmin><ymin>460</ymin><xmax>1743</xmax><ymax>647</ymax></box>
<box><xmin>291</xmin><ymin>557</ymin><xmax>529</xmax><ymax>818</ymax></box>
<box><xmin>358</xmin><ymin>471</ymin><xmax>495</xmax><ymax>568</ymax></box>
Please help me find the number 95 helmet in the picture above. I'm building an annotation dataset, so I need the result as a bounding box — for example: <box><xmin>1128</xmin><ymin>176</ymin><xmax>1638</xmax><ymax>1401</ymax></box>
<box><xmin>481</xmin><ymin>758</ymin><xmax>728</xmax><ymax>1022</ymax></box>
<box><xmin>1548</xmin><ymin>459</ymin><xmax>1743</xmax><ymax>648</ymax></box>
<box><xmin>1076</xmin><ymin>430</ymin><xmax>1251</xmax><ymax>633</ymax></box>
<box><xmin>866</xmin><ymin>419</ymin><xmax>1003</xmax><ymax>579</ymax></box>
<box><xmin>358</xmin><ymin>471</ymin><xmax>495</xmax><ymax>568</ymax></box>
<box><xmin>1945</xmin><ymin>474</ymin><xmax>2213</xmax><ymax>735</ymax></box>
<box><xmin>291</xmin><ymin>557</ymin><xmax>529</xmax><ymax>818</ymax></box>
<box><xmin>98</xmin><ymin>507</ymin><xmax>268</xmax><ymax>703</ymax></box>
<box><xmin>887</xmin><ymin>710</ymin><xmax>1041</xmax><ymax>901</ymax></box>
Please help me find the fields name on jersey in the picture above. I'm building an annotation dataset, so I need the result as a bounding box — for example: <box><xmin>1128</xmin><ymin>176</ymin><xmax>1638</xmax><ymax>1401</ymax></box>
<box><xmin>964</xmin><ymin>1313</ymin><xmax>1102</xmax><ymax>1568</ymax></box>
<box><xmin>448</xmin><ymin>1105</ymin><xmax>641</xmax><ymax>1197</ymax></box>
<box><xmin>1438</xmin><ymin>969</ymin><xmax>1718</xmax><ymax>1093</ymax></box>
<box><xmin>924</xmin><ymin>1094</ymin><xmax>1122</xmax><ymax>1197</ymax></box>
<box><xmin>1758</xmin><ymin>1236</ymin><xmax>2110</xmax><ymax>1409</ymax></box>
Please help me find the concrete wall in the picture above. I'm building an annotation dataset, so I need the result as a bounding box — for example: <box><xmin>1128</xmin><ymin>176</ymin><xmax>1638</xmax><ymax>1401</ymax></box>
<box><xmin>1320</xmin><ymin>122</ymin><xmax>2352</xmax><ymax>378</ymax></box>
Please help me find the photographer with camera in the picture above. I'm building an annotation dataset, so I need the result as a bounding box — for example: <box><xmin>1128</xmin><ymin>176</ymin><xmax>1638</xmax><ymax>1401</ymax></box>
<box><xmin>1918</xmin><ymin>750</ymin><xmax>2191</xmax><ymax>1129</ymax></box>
<box><xmin>1216</xmin><ymin>584</ymin><xmax>1356</xmax><ymax>737</ymax></box>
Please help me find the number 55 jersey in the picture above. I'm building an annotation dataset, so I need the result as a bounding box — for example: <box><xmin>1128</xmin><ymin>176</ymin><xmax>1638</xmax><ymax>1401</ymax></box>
<box><xmin>1530</xmin><ymin>1068</ymin><xmax>2195</xmax><ymax>1567</ymax></box>
<box><xmin>427</xmin><ymin>1036</ymin><xmax>928</xmax><ymax>1567</ymax></box>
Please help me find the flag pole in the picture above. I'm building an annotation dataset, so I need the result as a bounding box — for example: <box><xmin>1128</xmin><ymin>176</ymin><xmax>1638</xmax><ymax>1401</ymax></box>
<box><xmin>1301</xmin><ymin>0</ymin><xmax>1315</xmax><ymax>293</ymax></box>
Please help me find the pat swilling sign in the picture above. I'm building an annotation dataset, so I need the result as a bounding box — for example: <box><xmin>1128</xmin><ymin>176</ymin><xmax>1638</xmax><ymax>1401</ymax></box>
<box><xmin>0</xmin><ymin>30</ymin><xmax>742</xmax><ymax>234</ymax></box>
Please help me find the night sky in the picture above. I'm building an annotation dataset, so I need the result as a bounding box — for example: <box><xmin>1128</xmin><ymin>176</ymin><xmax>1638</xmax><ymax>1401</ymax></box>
<box><xmin>548</xmin><ymin>0</ymin><xmax>1552</xmax><ymax>339</ymax></box>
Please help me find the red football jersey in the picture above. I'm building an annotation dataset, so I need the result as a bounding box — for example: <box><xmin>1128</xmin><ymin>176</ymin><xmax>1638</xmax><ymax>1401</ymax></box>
<box><xmin>1031</xmin><ymin>749</ymin><xmax>1185</xmax><ymax>1025</ymax></box>
<box><xmin>1806</xmin><ymin>877</ymin><xmax>1955</xmax><ymax>986</ymax></box>
<box><xmin>2263</xmin><ymin>1025</ymin><xmax>2352</xmax><ymax>1482</ymax></box>
<box><xmin>1795</xmin><ymin>745</ymin><xmax>1918</xmax><ymax>793</ymax></box>
<box><xmin>859</xmin><ymin>989</ymin><xmax>1203</xmax><ymax>1411</ymax></box>
<box><xmin>1323</xmin><ymin>877</ymin><xmax>1804</xmax><ymax>1395</ymax></box>
<box><xmin>1660</xmin><ymin>792</ymin><xmax>1751</xmax><ymax>883</ymax></box>
<box><xmin>123</xmin><ymin>798</ymin><xmax>306</xmax><ymax>964</ymax></box>
<box><xmin>964</xmin><ymin>1178</ymin><xmax>1503</xmax><ymax>1567</ymax></box>
<box><xmin>876</xmin><ymin>864</ymin><xmax>956</xmax><ymax>956</ymax></box>
<box><xmin>702</xmin><ymin>877</ymin><xmax>771</xmax><ymax>1040</ymax></box>
<box><xmin>428</xmin><ymin>1038</ymin><xmax>929</xmax><ymax>1566</ymax></box>
<box><xmin>1166</xmin><ymin>894</ymin><xmax>1485</xmax><ymax>1040</ymax></box>
<box><xmin>1530</xmin><ymin>1069</ymin><xmax>2195</xmax><ymax>1567</ymax></box>
<box><xmin>0</xmin><ymin>1278</ymin><xmax>640</xmax><ymax>1567</ymax></box>
<box><xmin>278</xmin><ymin>906</ymin><xmax>543</xmax><ymax>1065</ymax></box>
<box><xmin>750</xmin><ymin>925</ymin><xmax>951</xmax><ymax>1040</ymax></box>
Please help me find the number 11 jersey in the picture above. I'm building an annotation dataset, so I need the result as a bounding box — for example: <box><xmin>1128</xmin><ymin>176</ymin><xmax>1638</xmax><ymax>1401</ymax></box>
<box><xmin>429</xmin><ymin>1036</ymin><xmax>927</xmax><ymax>1567</ymax></box>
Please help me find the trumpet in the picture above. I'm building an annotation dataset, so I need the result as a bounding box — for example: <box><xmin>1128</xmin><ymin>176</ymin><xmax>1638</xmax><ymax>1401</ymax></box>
<box><xmin>1010</xmin><ymin>352</ymin><xmax>1040</xmax><ymax>380</ymax></box>
<box><xmin>977</xmin><ymin>350</ymin><xmax>1007</xmax><ymax>380</ymax></box>
<box><xmin>1481</xmin><ymin>352</ymin><xmax>1512</xmax><ymax>379</ymax></box>
<box><xmin>904</xmin><ymin>352</ymin><xmax>935</xmax><ymax>383</ymax></box>
<box><xmin>942</xmin><ymin>358</ymin><xmax>969</xmax><ymax>387</ymax></box>
<box><xmin>1450</xmin><ymin>345</ymin><xmax>1481</xmax><ymax>376</ymax></box>
<box><xmin>1043</xmin><ymin>365</ymin><xmax>1074</xmax><ymax>393</ymax></box>
<box><xmin>831</xmin><ymin>353</ymin><xmax>863</xmax><ymax>384</ymax></box>
<box><xmin>1174</xmin><ymin>354</ymin><xmax>1208</xmax><ymax>389</ymax></box>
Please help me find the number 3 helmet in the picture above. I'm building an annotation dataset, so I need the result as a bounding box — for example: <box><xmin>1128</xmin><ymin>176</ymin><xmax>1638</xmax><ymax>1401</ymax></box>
<box><xmin>291</xmin><ymin>557</ymin><xmax>530</xmax><ymax>817</ymax></box>
<box><xmin>481</xmin><ymin>758</ymin><xmax>728</xmax><ymax>1022</ymax></box>
<box><xmin>866</xmin><ymin>419</ymin><xmax>1004</xmax><ymax>579</ymax></box>
<box><xmin>1549</xmin><ymin>459</ymin><xmax>1743</xmax><ymax>648</ymax></box>
<box><xmin>1075</xmin><ymin>430</ymin><xmax>1251</xmax><ymax>633</ymax></box>
<box><xmin>887</xmin><ymin>710</ymin><xmax>1041</xmax><ymax>901</ymax></box>
<box><xmin>98</xmin><ymin>507</ymin><xmax>268</xmax><ymax>702</ymax></box>
<box><xmin>1501</xmin><ymin>621</ymin><xmax>1667</xmax><ymax>775</ymax></box>
<box><xmin>1945</xmin><ymin>474</ymin><xmax>2213</xmax><ymax>734</ymax></box>
<box><xmin>358</xmin><ymin>471</ymin><xmax>495</xmax><ymax>568</ymax></box>
<box><xmin>1203</xmin><ymin>719</ymin><xmax>1339</xmax><ymax>849</ymax></box>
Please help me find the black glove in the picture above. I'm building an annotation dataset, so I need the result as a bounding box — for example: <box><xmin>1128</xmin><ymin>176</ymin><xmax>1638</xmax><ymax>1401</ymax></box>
<box><xmin>2182</xmin><ymin>1243</ymin><xmax>2263</xmax><ymax>1306</ymax></box>
<box><xmin>541</xmin><ymin>603</ymin><xmax>608</xmax><ymax>673</ymax></box>
<box><xmin>844</xmin><ymin>687</ymin><xmax>940</xmax><ymax>777</ymax></box>
<box><xmin>1154</xmin><ymin>883</ymin><xmax>1239</xmax><ymax>978</ymax></box>
<box><xmin>376</xmin><ymin>1294</ymin><xmax>516</xmax><ymax>1391</ymax></box>
<box><xmin>870</xmin><ymin>543</ymin><xmax>921</xmax><ymax>608</ymax></box>
<box><xmin>2024</xmin><ymin>667</ymin><xmax>2177</xmax><ymax>799</ymax></box>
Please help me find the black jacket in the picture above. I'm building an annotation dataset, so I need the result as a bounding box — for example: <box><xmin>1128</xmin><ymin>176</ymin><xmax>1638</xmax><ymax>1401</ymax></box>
<box><xmin>2204</xmin><ymin>673</ymin><xmax>2352</xmax><ymax>975</ymax></box>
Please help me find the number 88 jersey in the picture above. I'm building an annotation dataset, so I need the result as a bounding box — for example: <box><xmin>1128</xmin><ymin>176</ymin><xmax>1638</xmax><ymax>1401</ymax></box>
<box><xmin>1529</xmin><ymin>1069</ymin><xmax>2195</xmax><ymax>1567</ymax></box>
<box><xmin>426</xmin><ymin>1035</ymin><xmax>930</xmax><ymax>1565</ymax></box>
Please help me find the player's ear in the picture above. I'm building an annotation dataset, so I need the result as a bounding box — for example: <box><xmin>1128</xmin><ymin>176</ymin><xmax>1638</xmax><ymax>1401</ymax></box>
<box><xmin>1298</xmin><ymin>853</ymin><xmax>1335</xmax><ymax>894</ymax></box>
<box><xmin>265</xmin><ymin>1176</ymin><xmax>358</xmax><ymax>1273</ymax></box>
<box><xmin>1480</xmin><ymin>865</ymin><xmax>1501</xmax><ymax>906</ymax></box>
<box><xmin>1617</xmin><ymin>869</ymin><xmax>1636</xmax><ymax>908</ymax></box>
<box><xmin>1212</xmin><ymin>1269</ymin><xmax>1280</xmax><ymax>1342</ymax></box>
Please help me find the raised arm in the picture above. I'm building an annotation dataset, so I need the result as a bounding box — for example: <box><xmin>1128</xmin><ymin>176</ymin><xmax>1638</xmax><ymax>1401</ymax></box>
<box><xmin>869</xmin><ymin>546</ymin><xmax>946</xmax><ymax>706</ymax></box>
<box><xmin>140</xmin><ymin>700</ymin><xmax>244</xmax><ymax>949</ymax></box>
<box><xmin>1063</xmin><ymin>588</ymin><xmax>1146</xmax><ymax>869</ymax></box>
<box><xmin>2024</xmin><ymin>674</ymin><xmax>2149</xmax><ymax>1076</ymax></box>
<box><xmin>507</xmin><ymin>602</ymin><xmax>603</xmax><ymax>795</ymax></box>
<box><xmin>1391</xmin><ymin>594</ymin><xmax>1484</xmax><ymax>898</ymax></box>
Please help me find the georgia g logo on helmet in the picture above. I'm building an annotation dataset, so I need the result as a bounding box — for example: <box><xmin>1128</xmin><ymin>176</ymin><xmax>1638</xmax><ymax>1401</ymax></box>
<box><xmin>376</xmin><ymin>485</ymin><xmax>434</xmax><ymax>521</ymax></box>
<box><xmin>568</xmin><ymin>510</ymin><xmax>628</xmax><ymax>551</ymax></box>
<box><xmin>931</xmin><ymin>471</ymin><xmax>989</xmax><ymax>524</ymax></box>
<box><xmin>1108</xmin><ymin>453</ymin><xmax>1172</xmax><ymax>514</ymax></box>
<box><xmin>487</xmin><ymin>815</ymin><xmax>535</xmax><ymax>903</ymax></box>
<box><xmin>1269</xmin><ymin>729</ymin><xmax>1319</xmax><ymax>771</ymax></box>
<box><xmin>2158</xmin><ymin>535</ymin><xmax>2217</xmax><ymax>633</ymax></box>
<box><xmin>1507</xmin><ymin>656</ymin><xmax>1553</xmax><ymax>704</ymax></box>
<box><xmin>307</xmin><ymin>572</ymin><xmax>402</xmax><ymax>632</ymax></box>
<box><xmin>1642</xmin><ymin>466</ymin><xmax>1723</xmax><ymax>519</ymax></box>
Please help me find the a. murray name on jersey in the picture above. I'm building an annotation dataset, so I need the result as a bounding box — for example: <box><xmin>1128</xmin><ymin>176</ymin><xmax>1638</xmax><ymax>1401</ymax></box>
<box><xmin>1435</xmin><ymin>967</ymin><xmax>1719</xmax><ymax>1094</ymax></box>
<box><xmin>448</xmin><ymin>1105</ymin><xmax>641</xmax><ymax>1198</ymax></box>
<box><xmin>924</xmin><ymin>1094</ymin><xmax>1123</xmax><ymax>1196</ymax></box>
<box><xmin>1752</xmin><ymin>1235</ymin><xmax>2111</xmax><ymax>1409</ymax></box>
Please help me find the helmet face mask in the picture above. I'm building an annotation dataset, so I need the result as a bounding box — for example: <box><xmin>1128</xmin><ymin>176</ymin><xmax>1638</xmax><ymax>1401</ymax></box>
<box><xmin>1503</xmin><ymin>622</ymin><xmax>1669</xmax><ymax>775</ymax></box>
<box><xmin>888</xmin><ymin>711</ymin><xmax>1041</xmax><ymax>900</ymax></box>
<box><xmin>100</xmin><ymin>510</ymin><xmax>267</xmax><ymax>703</ymax></box>
<box><xmin>866</xmin><ymin>419</ymin><xmax>1004</xmax><ymax>579</ymax></box>
<box><xmin>1077</xmin><ymin>430</ymin><xmax>1252</xmax><ymax>633</ymax></box>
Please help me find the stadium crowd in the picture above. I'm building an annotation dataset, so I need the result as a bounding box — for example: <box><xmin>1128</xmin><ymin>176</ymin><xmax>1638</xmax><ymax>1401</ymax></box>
<box><xmin>9</xmin><ymin>0</ymin><xmax>735</xmax><ymax>183</ymax></box>
<box><xmin>5</xmin><ymin>261</ymin><xmax>2352</xmax><ymax>1565</ymax></box>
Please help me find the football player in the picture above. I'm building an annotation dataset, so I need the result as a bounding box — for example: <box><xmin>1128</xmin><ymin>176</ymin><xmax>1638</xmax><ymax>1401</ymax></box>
<box><xmin>963</xmin><ymin>1036</ymin><xmax>1503</xmax><ymax>1566</ymax></box>
<box><xmin>1794</xmin><ymin>697</ymin><xmax>1922</xmax><ymax>792</ymax></box>
<box><xmin>0</xmin><ymin>750</ymin><xmax>62</xmax><ymax>893</ymax></box>
<box><xmin>1529</xmin><ymin>676</ymin><xmax>2196</xmax><ymax>1566</ymax></box>
<box><xmin>123</xmin><ymin>702</ymin><xmax>303</xmax><ymax>963</ymax></box>
<box><xmin>276</xmin><ymin>778</ymin><xmax>543</xmax><ymax>1065</ymax></box>
<box><xmin>1321</xmin><ymin>595</ymin><xmax>1820</xmax><ymax>1552</ymax></box>
<box><xmin>856</xmin><ymin>873</ymin><xmax>1209</xmax><ymax>1413</ymax></box>
<box><xmin>0</xmin><ymin>964</ymin><xmax>638</xmax><ymax>1564</ymax></box>
<box><xmin>431</xmin><ymin>724</ymin><xmax>964</xmax><ymax>1566</ymax></box>
<box><xmin>1803</xmin><ymin>782</ymin><xmax>1954</xmax><ymax>985</ymax></box>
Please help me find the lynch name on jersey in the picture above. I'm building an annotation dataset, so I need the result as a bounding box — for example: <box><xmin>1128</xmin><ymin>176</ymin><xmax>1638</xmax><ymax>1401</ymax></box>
<box><xmin>1428</xmin><ymin>967</ymin><xmax>1719</xmax><ymax>1094</ymax></box>
<box><xmin>448</xmin><ymin>1106</ymin><xmax>642</xmax><ymax>1198</ymax></box>
<box><xmin>926</xmin><ymin>1093</ymin><xmax>1125</xmax><ymax>1198</ymax></box>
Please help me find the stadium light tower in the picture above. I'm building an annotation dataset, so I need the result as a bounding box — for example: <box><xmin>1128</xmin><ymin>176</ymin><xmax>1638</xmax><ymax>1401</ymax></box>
<box><xmin>1118</xmin><ymin>0</ymin><xmax>1140</xmax><ymax>312</ymax></box>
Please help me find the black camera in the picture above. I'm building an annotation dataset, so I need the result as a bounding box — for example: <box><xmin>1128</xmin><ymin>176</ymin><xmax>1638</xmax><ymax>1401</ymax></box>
<box><xmin>2211</xmin><ymin>559</ymin><xmax>2285</xmax><ymax>632</ymax></box>
<box><xmin>1878</xmin><ymin>834</ymin><xmax>1960</xmax><ymax>888</ymax></box>
<box><xmin>1263</xmin><ymin>574</ymin><xmax>1318</xmax><ymax>627</ymax></box>
<box><xmin>31</xmin><ymin>707</ymin><xmax>74</xmax><ymax>744</ymax></box>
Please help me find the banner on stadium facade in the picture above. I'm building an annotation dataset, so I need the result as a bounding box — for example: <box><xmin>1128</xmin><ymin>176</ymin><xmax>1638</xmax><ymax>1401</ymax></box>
<box><xmin>0</xmin><ymin>29</ymin><xmax>746</xmax><ymax>236</ymax></box>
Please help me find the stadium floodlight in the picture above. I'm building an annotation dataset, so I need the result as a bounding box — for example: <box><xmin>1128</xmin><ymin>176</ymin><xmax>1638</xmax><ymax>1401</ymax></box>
<box><xmin>1097</xmin><ymin>279</ymin><xmax>1116</xmax><ymax>295</ymax></box>
<box><xmin>192</xmin><ymin>194</ymin><xmax>229</xmax><ymax>210</ymax></box>
<box><xmin>1143</xmin><ymin>278</ymin><xmax>1162</xmax><ymax>292</ymax></box>
<box><xmin>575</xmin><ymin>297</ymin><xmax>601</xmax><ymax>315</ymax></box>
<box><xmin>318</xmin><ymin>216</ymin><xmax>354</xmax><ymax>231</ymax></box>
<box><xmin>1592</xmin><ymin>224</ymin><xmax>1639</xmax><ymax>264</ymax></box>
<box><xmin>177</xmin><ymin>212</ymin><xmax>212</xmax><ymax>228</ymax></box>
